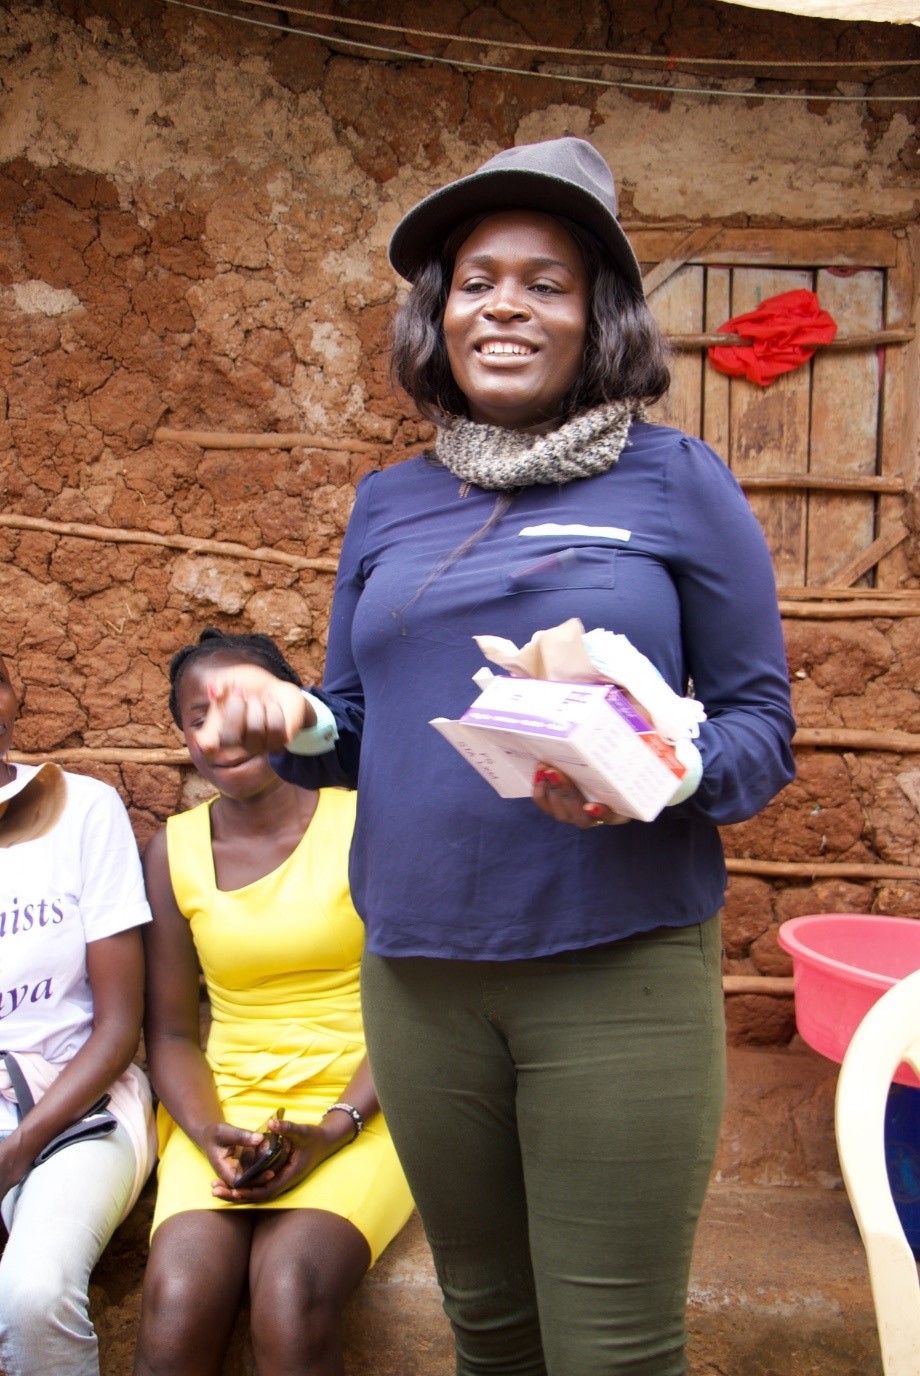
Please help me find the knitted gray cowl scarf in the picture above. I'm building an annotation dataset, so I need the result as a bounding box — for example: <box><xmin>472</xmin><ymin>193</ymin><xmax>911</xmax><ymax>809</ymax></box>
<box><xmin>435</xmin><ymin>400</ymin><xmax>642</xmax><ymax>493</ymax></box>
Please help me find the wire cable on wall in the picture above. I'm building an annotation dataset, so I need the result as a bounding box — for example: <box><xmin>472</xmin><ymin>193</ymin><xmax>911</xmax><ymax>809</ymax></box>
<box><xmin>161</xmin><ymin>0</ymin><xmax>920</xmax><ymax>102</ymax></box>
<box><xmin>240</xmin><ymin>0</ymin><xmax>920</xmax><ymax>68</ymax></box>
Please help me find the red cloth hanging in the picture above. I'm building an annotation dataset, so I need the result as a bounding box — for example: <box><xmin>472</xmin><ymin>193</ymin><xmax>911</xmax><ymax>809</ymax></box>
<box><xmin>707</xmin><ymin>288</ymin><xmax>838</xmax><ymax>386</ymax></box>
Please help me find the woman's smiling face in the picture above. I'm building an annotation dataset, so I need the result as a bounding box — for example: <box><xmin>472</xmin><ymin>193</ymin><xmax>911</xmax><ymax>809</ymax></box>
<box><xmin>443</xmin><ymin>210</ymin><xmax>590</xmax><ymax>431</ymax></box>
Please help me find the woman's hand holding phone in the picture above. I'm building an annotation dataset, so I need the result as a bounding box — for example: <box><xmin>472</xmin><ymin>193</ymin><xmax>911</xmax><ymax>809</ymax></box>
<box><xmin>196</xmin><ymin>1118</ymin><xmax>285</xmax><ymax>1195</ymax></box>
<box><xmin>229</xmin><ymin>1111</ymin><xmax>288</xmax><ymax>1188</ymax></box>
<box><xmin>209</xmin><ymin>1111</ymin><xmax>358</xmax><ymax>1204</ymax></box>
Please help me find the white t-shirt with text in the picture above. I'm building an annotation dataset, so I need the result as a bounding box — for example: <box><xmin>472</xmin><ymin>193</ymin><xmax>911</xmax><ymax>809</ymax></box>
<box><xmin>0</xmin><ymin>766</ymin><xmax>151</xmax><ymax>1130</ymax></box>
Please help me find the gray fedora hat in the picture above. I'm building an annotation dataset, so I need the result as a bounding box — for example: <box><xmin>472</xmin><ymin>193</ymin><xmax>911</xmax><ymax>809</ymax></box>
<box><xmin>388</xmin><ymin>136</ymin><xmax>643</xmax><ymax>296</ymax></box>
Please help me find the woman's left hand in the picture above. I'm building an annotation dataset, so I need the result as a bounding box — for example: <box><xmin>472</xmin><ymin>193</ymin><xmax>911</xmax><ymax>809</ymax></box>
<box><xmin>531</xmin><ymin>764</ymin><xmax>630</xmax><ymax>829</ymax></box>
<box><xmin>210</xmin><ymin>1116</ymin><xmax>350</xmax><ymax>1204</ymax></box>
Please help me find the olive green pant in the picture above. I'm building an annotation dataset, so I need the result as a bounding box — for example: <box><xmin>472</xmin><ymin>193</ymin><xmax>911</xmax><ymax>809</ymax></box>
<box><xmin>361</xmin><ymin>916</ymin><xmax>725</xmax><ymax>1376</ymax></box>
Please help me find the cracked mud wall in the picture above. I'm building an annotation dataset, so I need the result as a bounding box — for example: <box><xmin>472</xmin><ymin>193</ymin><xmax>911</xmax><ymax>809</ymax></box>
<box><xmin>1</xmin><ymin>0</ymin><xmax>919</xmax><ymax>1044</ymax></box>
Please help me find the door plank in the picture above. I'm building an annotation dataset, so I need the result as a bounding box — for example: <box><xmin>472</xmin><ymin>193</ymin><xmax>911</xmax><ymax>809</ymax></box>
<box><xmin>642</xmin><ymin>227</ymin><xmax>721</xmax><ymax>298</ymax></box>
<box><xmin>647</xmin><ymin>265</ymin><xmax>704</xmax><ymax>438</ymax></box>
<box><xmin>818</xmin><ymin>524</ymin><xmax>908</xmax><ymax>588</ymax></box>
<box><xmin>702</xmin><ymin>268</ymin><xmax>731</xmax><ymax>461</ymax></box>
<box><xmin>878</xmin><ymin>230</ymin><xmax>919</xmax><ymax>589</ymax></box>
<box><xmin>631</xmin><ymin>227</ymin><xmax>899</xmax><ymax>270</ymax></box>
<box><xmin>808</xmin><ymin>269</ymin><xmax>882</xmax><ymax>585</ymax></box>
<box><xmin>726</xmin><ymin>267</ymin><xmax>812</xmax><ymax>585</ymax></box>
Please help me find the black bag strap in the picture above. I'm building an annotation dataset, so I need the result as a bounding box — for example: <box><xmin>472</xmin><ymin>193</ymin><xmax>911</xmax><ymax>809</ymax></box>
<box><xmin>0</xmin><ymin>1051</ymin><xmax>111</xmax><ymax>1123</ymax></box>
<box><xmin>1</xmin><ymin>1051</ymin><xmax>36</xmax><ymax>1117</ymax></box>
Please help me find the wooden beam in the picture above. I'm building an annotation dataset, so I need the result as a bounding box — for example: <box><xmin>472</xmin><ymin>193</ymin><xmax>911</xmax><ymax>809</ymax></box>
<box><xmin>722</xmin><ymin>976</ymin><xmax>794</xmax><ymax>996</ymax></box>
<box><xmin>816</xmin><ymin>525</ymin><xmax>910</xmax><ymax>589</ymax></box>
<box><xmin>777</xmin><ymin>588</ymin><xmax>920</xmax><ymax>601</ymax></box>
<box><xmin>794</xmin><ymin>727</ymin><xmax>920</xmax><ymax>753</ymax></box>
<box><xmin>641</xmin><ymin>226</ymin><xmax>721</xmax><ymax>297</ymax></box>
<box><xmin>878</xmin><ymin>228</ymin><xmax>920</xmax><ymax>589</ymax></box>
<box><xmin>778</xmin><ymin>599</ymin><xmax>920</xmax><ymax>618</ymax></box>
<box><xmin>10</xmin><ymin>748</ymin><xmax>191</xmax><ymax>766</ymax></box>
<box><xmin>631</xmin><ymin>226</ymin><xmax>901</xmax><ymax>269</ymax></box>
<box><xmin>0</xmin><ymin>514</ymin><xmax>339</xmax><ymax>574</ymax></box>
<box><xmin>668</xmin><ymin>328</ymin><xmax>913</xmax><ymax>350</ymax></box>
<box><xmin>739</xmin><ymin>474</ymin><xmax>905</xmax><ymax>494</ymax></box>
<box><xmin>154</xmin><ymin>428</ymin><xmax>383</xmax><ymax>453</ymax></box>
<box><xmin>726</xmin><ymin>858</ymin><xmax>920</xmax><ymax>881</ymax></box>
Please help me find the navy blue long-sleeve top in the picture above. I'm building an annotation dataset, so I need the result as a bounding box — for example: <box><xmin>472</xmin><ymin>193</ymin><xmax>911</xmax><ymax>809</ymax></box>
<box><xmin>275</xmin><ymin>421</ymin><xmax>796</xmax><ymax>959</ymax></box>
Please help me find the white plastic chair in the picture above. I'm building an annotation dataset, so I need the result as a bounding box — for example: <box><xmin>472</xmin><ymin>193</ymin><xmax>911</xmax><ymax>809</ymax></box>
<box><xmin>835</xmin><ymin>967</ymin><xmax>920</xmax><ymax>1376</ymax></box>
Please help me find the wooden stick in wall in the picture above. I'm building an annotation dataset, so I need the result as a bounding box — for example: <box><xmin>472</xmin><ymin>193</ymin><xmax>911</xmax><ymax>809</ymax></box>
<box><xmin>10</xmin><ymin>748</ymin><xmax>191</xmax><ymax>765</ymax></box>
<box><xmin>816</xmin><ymin>526</ymin><xmax>909</xmax><ymax>589</ymax></box>
<box><xmin>794</xmin><ymin>727</ymin><xmax>920</xmax><ymax>752</ymax></box>
<box><xmin>722</xmin><ymin>976</ymin><xmax>794</xmax><ymax>996</ymax></box>
<box><xmin>641</xmin><ymin>226</ymin><xmax>722</xmax><ymax>297</ymax></box>
<box><xmin>726</xmin><ymin>858</ymin><xmax>920</xmax><ymax>882</ymax></box>
<box><xmin>0</xmin><ymin>514</ymin><xmax>338</xmax><ymax>574</ymax></box>
<box><xmin>778</xmin><ymin>600</ymin><xmax>920</xmax><ymax>619</ymax></box>
<box><xmin>154</xmin><ymin>428</ymin><xmax>383</xmax><ymax>453</ymax></box>
<box><xmin>669</xmin><ymin>328</ymin><xmax>914</xmax><ymax>350</ymax></box>
<box><xmin>740</xmin><ymin>474</ymin><xmax>905</xmax><ymax>494</ymax></box>
<box><xmin>777</xmin><ymin>587</ymin><xmax>920</xmax><ymax>602</ymax></box>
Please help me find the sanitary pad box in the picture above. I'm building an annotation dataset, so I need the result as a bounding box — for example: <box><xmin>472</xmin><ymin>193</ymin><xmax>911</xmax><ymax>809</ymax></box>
<box><xmin>431</xmin><ymin>675</ymin><xmax>688</xmax><ymax>823</ymax></box>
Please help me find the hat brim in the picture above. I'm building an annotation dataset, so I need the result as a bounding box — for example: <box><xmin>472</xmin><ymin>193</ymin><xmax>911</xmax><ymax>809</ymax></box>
<box><xmin>0</xmin><ymin>763</ymin><xmax>67</xmax><ymax>847</ymax></box>
<box><xmin>0</xmin><ymin>764</ymin><xmax>42</xmax><ymax>806</ymax></box>
<box><xmin>388</xmin><ymin>166</ymin><xmax>644</xmax><ymax>296</ymax></box>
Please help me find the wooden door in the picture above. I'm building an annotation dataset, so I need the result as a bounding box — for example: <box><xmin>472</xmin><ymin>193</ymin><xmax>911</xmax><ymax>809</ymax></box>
<box><xmin>634</xmin><ymin>228</ymin><xmax>917</xmax><ymax>592</ymax></box>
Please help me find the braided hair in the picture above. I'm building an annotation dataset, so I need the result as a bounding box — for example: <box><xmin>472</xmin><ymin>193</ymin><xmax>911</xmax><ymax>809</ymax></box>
<box><xmin>168</xmin><ymin>628</ymin><xmax>302</xmax><ymax>727</ymax></box>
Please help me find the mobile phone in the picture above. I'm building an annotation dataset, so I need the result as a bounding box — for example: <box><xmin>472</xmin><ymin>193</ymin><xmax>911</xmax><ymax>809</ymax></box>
<box><xmin>231</xmin><ymin>1111</ymin><xmax>287</xmax><ymax>1188</ymax></box>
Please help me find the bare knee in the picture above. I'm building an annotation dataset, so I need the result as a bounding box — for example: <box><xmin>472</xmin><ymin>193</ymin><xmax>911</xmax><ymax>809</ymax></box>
<box><xmin>249</xmin><ymin>1261</ymin><xmax>346</xmax><ymax>1362</ymax></box>
<box><xmin>247</xmin><ymin>1212</ymin><xmax>369</xmax><ymax>1373</ymax></box>
<box><xmin>136</xmin><ymin>1266</ymin><xmax>211</xmax><ymax>1375</ymax></box>
<box><xmin>135</xmin><ymin>1219</ymin><xmax>248</xmax><ymax>1376</ymax></box>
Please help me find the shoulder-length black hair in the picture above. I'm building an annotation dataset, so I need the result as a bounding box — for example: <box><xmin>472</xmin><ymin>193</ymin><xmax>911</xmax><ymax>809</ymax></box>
<box><xmin>391</xmin><ymin>213</ymin><xmax>670</xmax><ymax>426</ymax></box>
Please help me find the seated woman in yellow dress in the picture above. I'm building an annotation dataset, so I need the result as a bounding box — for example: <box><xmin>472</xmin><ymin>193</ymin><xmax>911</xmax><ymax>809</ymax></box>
<box><xmin>134</xmin><ymin>629</ymin><xmax>413</xmax><ymax>1376</ymax></box>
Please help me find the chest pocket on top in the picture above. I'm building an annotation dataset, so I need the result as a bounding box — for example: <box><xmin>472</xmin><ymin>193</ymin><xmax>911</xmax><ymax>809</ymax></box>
<box><xmin>503</xmin><ymin>545</ymin><xmax>617</xmax><ymax>594</ymax></box>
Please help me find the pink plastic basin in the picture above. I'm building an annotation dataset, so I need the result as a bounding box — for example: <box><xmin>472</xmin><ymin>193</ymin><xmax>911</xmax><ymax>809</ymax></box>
<box><xmin>778</xmin><ymin>913</ymin><xmax>920</xmax><ymax>1088</ymax></box>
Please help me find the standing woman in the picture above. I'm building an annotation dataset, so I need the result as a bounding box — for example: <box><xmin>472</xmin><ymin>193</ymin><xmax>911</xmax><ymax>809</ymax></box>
<box><xmin>0</xmin><ymin>653</ymin><xmax>155</xmax><ymax>1376</ymax></box>
<box><xmin>134</xmin><ymin>630</ymin><xmax>412</xmax><ymax>1376</ymax></box>
<box><xmin>198</xmin><ymin>140</ymin><xmax>796</xmax><ymax>1376</ymax></box>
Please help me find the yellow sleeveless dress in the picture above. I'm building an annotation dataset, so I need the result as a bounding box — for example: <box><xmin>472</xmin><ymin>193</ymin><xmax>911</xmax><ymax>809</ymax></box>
<box><xmin>151</xmin><ymin>788</ymin><xmax>413</xmax><ymax>1262</ymax></box>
